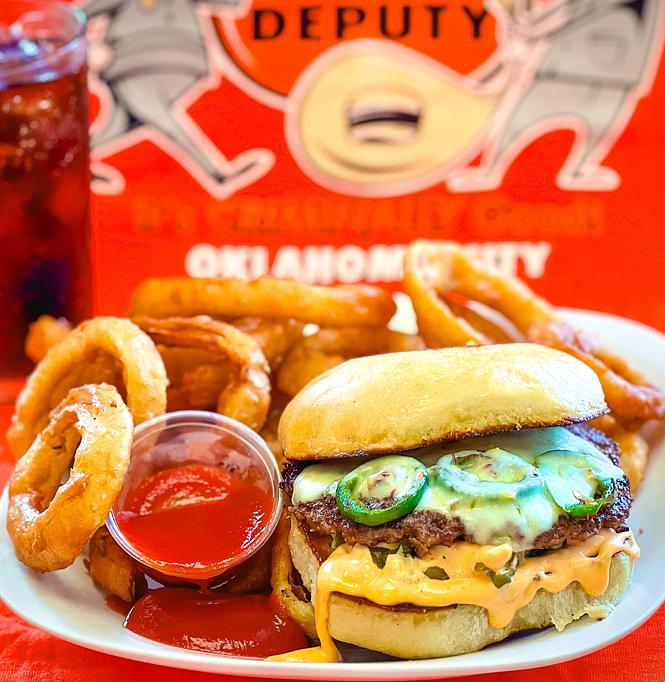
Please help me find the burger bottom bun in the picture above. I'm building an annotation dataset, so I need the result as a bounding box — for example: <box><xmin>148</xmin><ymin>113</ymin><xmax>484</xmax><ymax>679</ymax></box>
<box><xmin>289</xmin><ymin>520</ymin><xmax>634</xmax><ymax>659</ymax></box>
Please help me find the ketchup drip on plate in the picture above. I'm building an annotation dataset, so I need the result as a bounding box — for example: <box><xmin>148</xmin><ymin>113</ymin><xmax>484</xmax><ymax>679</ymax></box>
<box><xmin>112</xmin><ymin>460</ymin><xmax>306</xmax><ymax>657</ymax></box>
<box><xmin>125</xmin><ymin>590</ymin><xmax>308</xmax><ymax>658</ymax></box>
<box><xmin>115</xmin><ymin>463</ymin><xmax>272</xmax><ymax>569</ymax></box>
<box><xmin>106</xmin><ymin>595</ymin><xmax>132</xmax><ymax>617</ymax></box>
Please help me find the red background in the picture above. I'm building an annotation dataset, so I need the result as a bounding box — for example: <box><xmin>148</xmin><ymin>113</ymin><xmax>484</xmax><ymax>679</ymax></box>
<box><xmin>3</xmin><ymin>0</ymin><xmax>665</xmax><ymax>678</ymax></box>
<box><xmin>89</xmin><ymin>0</ymin><xmax>665</xmax><ymax>329</ymax></box>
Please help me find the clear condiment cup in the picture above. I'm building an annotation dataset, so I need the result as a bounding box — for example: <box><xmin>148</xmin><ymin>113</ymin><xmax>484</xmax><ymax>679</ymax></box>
<box><xmin>107</xmin><ymin>410</ymin><xmax>282</xmax><ymax>582</ymax></box>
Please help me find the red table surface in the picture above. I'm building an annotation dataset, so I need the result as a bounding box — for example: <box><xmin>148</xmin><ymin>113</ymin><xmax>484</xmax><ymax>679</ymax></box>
<box><xmin>0</xmin><ymin>402</ymin><xmax>663</xmax><ymax>681</ymax></box>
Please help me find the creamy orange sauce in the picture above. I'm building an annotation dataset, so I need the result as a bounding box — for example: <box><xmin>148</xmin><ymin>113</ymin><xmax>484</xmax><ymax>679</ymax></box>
<box><xmin>269</xmin><ymin>529</ymin><xmax>639</xmax><ymax>663</ymax></box>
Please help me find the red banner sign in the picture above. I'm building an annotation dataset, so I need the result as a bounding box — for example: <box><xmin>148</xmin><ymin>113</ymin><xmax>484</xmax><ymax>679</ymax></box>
<box><xmin>81</xmin><ymin>0</ymin><xmax>665</xmax><ymax>330</ymax></box>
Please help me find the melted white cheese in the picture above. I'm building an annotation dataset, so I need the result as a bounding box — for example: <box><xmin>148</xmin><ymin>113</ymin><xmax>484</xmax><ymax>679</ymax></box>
<box><xmin>292</xmin><ymin>461</ymin><xmax>357</xmax><ymax>504</ymax></box>
<box><xmin>291</xmin><ymin>427</ymin><xmax>625</xmax><ymax>550</ymax></box>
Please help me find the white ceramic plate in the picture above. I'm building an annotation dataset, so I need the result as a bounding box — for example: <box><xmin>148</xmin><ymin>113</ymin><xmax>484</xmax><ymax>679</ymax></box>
<box><xmin>1</xmin><ymin>309</ymin><xmax>664</xmax><ymax>680</ymax></box>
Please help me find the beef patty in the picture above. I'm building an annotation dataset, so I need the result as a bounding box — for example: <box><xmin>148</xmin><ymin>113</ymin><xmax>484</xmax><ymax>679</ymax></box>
<box><xmin>283</xmin><ymin>424</ymin><xmax>632</xmax><ymax>556</ymax></box>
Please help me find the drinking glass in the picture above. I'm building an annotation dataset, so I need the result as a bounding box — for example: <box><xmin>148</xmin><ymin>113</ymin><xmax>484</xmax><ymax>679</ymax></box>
<box><xmin>0</xmin><ymin>1</ymin><xmax>92</xmax><ymax>401</ymax></box>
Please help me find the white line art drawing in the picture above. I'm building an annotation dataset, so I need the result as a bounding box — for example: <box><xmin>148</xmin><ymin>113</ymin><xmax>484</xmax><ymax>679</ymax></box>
<box><xmin>83</xmin><ymin>0</ymin><xmax>273</xmax><ymax>198</ymax></box>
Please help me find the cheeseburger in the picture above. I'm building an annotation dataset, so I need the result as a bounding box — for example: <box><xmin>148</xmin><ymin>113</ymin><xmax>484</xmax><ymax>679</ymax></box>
<box><xmin>276</xmin><ymin>344</ymin><xmax>639</xmax><ymax>661</ymax></box>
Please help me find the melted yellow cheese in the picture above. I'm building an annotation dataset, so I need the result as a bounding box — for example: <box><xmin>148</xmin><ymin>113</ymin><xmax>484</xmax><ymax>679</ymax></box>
<box><xmin>269</xmin><ymin>529</ymin><xmax>639</xmax><ymax>663</ymax></box>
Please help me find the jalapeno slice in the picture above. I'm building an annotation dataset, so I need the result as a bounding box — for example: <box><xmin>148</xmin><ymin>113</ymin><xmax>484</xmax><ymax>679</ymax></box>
<box><xmin>434</xmin><ymin>449</ymin><xmax>543</xmax><ymax>501</ymax></box>
<box><xmin>336</xmin><ymin>456</ymin><xmax>429</xmax><ymax>526</ymax></box>
<box><xmin>536</xmin><ymin>450</ymin><xmax>619</xmax><ymax>518</ymax></box>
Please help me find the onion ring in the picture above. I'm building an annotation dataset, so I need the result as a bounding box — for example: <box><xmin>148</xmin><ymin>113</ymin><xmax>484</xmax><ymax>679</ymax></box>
<box><xmin>403</xmin><ymin>241</ymin><xmax>665</xmax><ymax>428</ymax></box>
<box><xmin>87</xmin><ymin>526</ymin><xmax>145</xmax><ymax>602</ymax></box>
<box><xmin>528</xmin><ymin>319</ymin><xmax>665</xmax><ymax>429</ymax></box>
<box><xmin>231</xmin><ymin>317</ymin><xmax>304</xmax><ymax>370</ymax></box>
<box><xmin>276</xmin><ymin>326</ymin><xmax>425</xmax><ymax>397</ymax></box>
<box><xmin>589</xmin><ymin>415</ymin><xmax>649</xmax><ymax>493</ymax></box>
<box><xmin>134</xmin><ymin>316</ymin><xmax>271</xmax><ymax>431</ymax></box>
<box><xmin>259</xmin><ymin>390</ymin><xmax>291</xmax><ymax>464</ymax></box>
<box><xmin>52</xmin><ymin>353</ymin><xmax>125</xmax><ymax>402</ymax></box>
<box><xmin>217</xmin><ymin>541</ymin><xmax>273</xmax><ymax>594</ymax></box>
<box><xmin>8</xmin><ymin>317</ymin><xmax>167</xmax><ymax>458</ymax></box>
<box><xmin>156</xmin><ymin>346</ymin><xmax>232</xmax><ymax>412</ymax></box>
<box><xmin>23</xmin><ymin>317</ymin><xmax>125</xmax><ymax>392</ymax></box>
<box><xmin>616</xmin><ymin>430</ymin><xmax>649</xmax><ymax>494</ymax></box>
<box><xmin>445</xmin><ymin>297</ymin><xmax>514</xmax><ymax>345</ymax></box>
<box><xmin>7</xmin><ymin>384</ymin><xmax>133</xmax><ymax>572</ymax></box>
<box><xmin>271</xmin><ymin>515</ymin><xmax>316</xmax><ymax>639</ymax></box>
<box><xmin>25</xmin><ymin>315</ymin><xmax>72</xmax><ymax>363</ymax></box>
<box><xmin>404</xmin><ymin>240</ymin><xmax>555</xmax><ymax>347</ymax></box>
<box><xmin>130</xmin><ymin>277</ymin><xmax>396</xmax><ymax>327</ymax></box>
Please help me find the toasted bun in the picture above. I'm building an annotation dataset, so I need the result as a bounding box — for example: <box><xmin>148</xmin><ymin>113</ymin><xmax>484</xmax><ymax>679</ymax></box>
<box><xmin>289</xmin><ymin>520</ymin><xmax>633</xmax><ymax>660</ymax></box>
<box><xmin>279</xmin><ymin>344</ymin><xmax>608</xmax><ymax>460</ymax></box>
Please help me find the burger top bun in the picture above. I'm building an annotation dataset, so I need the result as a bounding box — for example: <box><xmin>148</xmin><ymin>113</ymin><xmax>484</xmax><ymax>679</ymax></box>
<box><xmin>279</xmin><ymin>343</ymin><xmax>608</xmax><ymax>461</ymax></box>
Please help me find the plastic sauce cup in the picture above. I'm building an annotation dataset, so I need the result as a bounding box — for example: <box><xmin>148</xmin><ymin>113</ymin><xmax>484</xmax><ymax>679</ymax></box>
<box><xmin>107</xmin><ymin>411</ymin><xmax>282</xmax><ymax>582</ymax></box>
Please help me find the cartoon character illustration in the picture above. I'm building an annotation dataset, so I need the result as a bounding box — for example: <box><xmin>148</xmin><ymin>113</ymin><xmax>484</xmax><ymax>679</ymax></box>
<box><xmin>84</xmin><ymin>0</ymin><xmax>273</xmax><ymax>197</ymax></box>
<box><xmin>450</xmin><ymin>0</ymin><xmax>664</xmax><ymax>191</ymax></box>
<box><xmin>84</xmin><ymin>0</ymin><xmax>664</xmax><ymax>199</ymax></box>
<box><xmin>278</xmin><ymin>0</ymin><xmax>663</xmax><ymax>196</ymax></box>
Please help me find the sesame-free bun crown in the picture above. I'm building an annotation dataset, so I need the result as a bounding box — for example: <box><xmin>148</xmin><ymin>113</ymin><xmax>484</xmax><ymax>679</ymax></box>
<box><xmin>279</xmin><ymin>344</ymin><xmax>608</xmax><ymax>461</ymax></box>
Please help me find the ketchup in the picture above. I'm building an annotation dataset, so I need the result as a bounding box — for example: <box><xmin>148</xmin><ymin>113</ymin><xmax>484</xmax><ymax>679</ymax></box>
<box><xmin>109</xmin><ymin>427</ymin><xmax>306</xmax><ymax>658</ymax></box>
<box><xmin>115</xmin><ymin>463</ymin><xmax>273</xmax><ymax>570</ymax></box>
<box><xmin>125</xmin><ymin>590</ymin><xmax>308</xmax><ymax>657</ymax></box>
